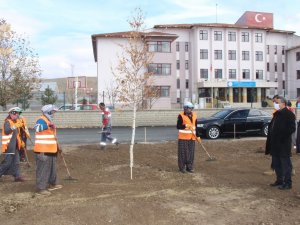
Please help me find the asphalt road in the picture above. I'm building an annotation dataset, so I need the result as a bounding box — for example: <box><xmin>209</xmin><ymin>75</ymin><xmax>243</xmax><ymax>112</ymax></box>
<box><xmin>26</xmin><ymin>126</ymin><xmax>178</xmax><ymax>146</ymax></box>
<box><xmin>25</xmin><ymin>126</ymin><xmax>266</xmax><ymax>147</ymax></box>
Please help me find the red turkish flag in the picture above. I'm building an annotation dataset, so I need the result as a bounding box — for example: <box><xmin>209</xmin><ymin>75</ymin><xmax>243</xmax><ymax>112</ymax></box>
<box><xmin>235</xmin><ymin>11</ymin><xmax>273</xmax><ymax>29</ymax></box>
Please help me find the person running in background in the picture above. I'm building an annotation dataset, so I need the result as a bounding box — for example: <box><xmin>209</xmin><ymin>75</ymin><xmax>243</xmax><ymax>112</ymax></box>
<box><xmin>99</xmin><ymin>102</ymin><xmax>119</xmax><ymax>149</ymax></box>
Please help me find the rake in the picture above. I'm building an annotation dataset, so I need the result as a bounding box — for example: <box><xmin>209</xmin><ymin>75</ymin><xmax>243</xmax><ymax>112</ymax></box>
<box><xmin>54</xmin><ymin>134</ymin><xmax>78</xmax><ymax>182</ymax></box>
<box><xmin>59</xmin><ymin>150</ymin><xmax>78</xmax><ymax>181</ymax></box>
<box><xmin>190</xmin><ymin>128</ymin><xmax>217</xmax><ymax>161</ymax></box>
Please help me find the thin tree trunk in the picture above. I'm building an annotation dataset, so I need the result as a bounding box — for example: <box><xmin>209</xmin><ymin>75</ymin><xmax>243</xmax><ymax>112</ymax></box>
<box><xmin>130</xmin><ymin>102</ymin><xmax>137</xmax><ymax>179</ymax></box>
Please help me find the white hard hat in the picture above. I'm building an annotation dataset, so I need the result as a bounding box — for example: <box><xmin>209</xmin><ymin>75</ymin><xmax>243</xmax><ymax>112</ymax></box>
<box><xmin>8</xmin><ymin>107</ymin><xmax>23</xmax><ymax>113</ymax></box>
<box><xmin>183</xmin><ymin>102</ymin><xmax>194</xmax><ymax>109</ymax></box>
<box><xmin>41</xmin><ymin>104</ymin><xmax>59</xmax><ymax>113</ymax></box>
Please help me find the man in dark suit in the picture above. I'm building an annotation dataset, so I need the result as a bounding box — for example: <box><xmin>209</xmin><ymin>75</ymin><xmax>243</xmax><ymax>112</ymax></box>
<box><xmin>265</xmin><ymin>96</ymin><xmax>296</xmax><ymax>190</ymax></box>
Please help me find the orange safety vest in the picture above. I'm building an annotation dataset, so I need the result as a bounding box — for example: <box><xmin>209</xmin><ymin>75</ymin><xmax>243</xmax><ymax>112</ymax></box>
<box><xmin>178</xmin><ymin>112</ymin><xmax>197</xmax><ymax>140</ymax></box>
<box><xmin>34</xmin><ymin>115</ymin><xmax>58</xmax><ymax>153</ymax></box>
<box><xmin>1</xmin><ymin>119</ymin><xmax>22</xmax><ymax>153</ymax></box>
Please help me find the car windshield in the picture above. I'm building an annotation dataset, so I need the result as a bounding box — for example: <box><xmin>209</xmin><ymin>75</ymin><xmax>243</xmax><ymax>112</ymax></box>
<box><xmin>211</xmin><ymin>109</ymin><xmax>232</xmax><ymax>119</ymax></box>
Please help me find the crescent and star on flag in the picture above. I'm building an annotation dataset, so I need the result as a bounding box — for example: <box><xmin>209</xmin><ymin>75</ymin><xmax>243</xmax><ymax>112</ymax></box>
<box><xmin>255</xmin><ymin>14</ymin><xmax>266</xmax><ymax>23</ymax></box>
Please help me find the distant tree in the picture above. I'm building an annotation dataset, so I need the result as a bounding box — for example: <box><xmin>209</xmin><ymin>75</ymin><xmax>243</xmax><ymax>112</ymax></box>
<box><xmin>9</xmin><ymin>68</ymin><xmax>39</xmax><ymax>110</ymax></box>
<box><xmin>112</xmin><ymin>8</ymin><xmax>155</xmax><ymax>179</ymax></box>
<box><xmin>142</xmin><ymin>86</ymin><xmax>160</xmax><ymax>109</ymax></box>
<box><xmin>0</xmin><ymin>19</ymin><xmax>41</xmax><ymax>110</ymax></box>
<box><xmin>41</xmin><ymin>86</ymin><xmax>57</xmax><ymax>105</ymax></box>
<box><xmin>105</xmin><ymin>81</ymin><xmax>118</xmax><ymax>108</ymax></box>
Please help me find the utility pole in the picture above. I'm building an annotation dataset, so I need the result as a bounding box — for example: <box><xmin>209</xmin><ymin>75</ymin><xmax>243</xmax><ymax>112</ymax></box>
<box><xmin>216</xmin><ymin>3</ymin><xmax>218</xmax><ymax>23</ymax></box>
<box><xmin>71</xmin><ymin>64</ymin><xmax>78</xmax><ymax>110</ymax></box>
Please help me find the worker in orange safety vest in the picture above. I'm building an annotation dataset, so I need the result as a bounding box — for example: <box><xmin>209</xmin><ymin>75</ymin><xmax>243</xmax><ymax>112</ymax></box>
<box><xmin>34</xmin><ymin>104</ymin><xmax>62</xmax><ymax>196</ymax></box>
<box><xmin>0</xmin><ymin>107</ymin><xmax>25</xmax><ymax>182</ymax></box>
<box><xmin>177</xmin><ymin>102</ymin><xmax>201</xmax><ymax>173</ymax></box>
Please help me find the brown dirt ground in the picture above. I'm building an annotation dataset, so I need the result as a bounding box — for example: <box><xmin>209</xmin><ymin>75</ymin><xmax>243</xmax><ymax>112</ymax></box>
<box><xmin>0</xmin><ymin>139</ymin><xmax>300</xmax><ymax>225</ymax></box>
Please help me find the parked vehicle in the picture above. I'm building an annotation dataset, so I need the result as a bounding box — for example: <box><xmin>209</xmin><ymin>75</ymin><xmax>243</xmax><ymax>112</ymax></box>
<box><xmin>77</xmin><ymin>104</ymin><xmax>98</xmax><ymax>110</ymax></box>
<box><xmin>59</xmin><ymin>104</ymin><xmax>98</xmax><ymax>111</ymax></box>
<box><xmin>197</xmin><ymin>108</ymin><xmax>272</xmax><ymax>139</ymax></box>
<box><xmin>58</xmin><ymin>104</ymin><xmax>74</xmax><ymax>111</ymax></box>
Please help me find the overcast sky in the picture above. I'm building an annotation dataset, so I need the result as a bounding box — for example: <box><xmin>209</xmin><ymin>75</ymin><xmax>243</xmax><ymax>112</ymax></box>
<box><xmin>1</xmin><ymin>0</ymin><xmax>300</xmax><ymax>79</ymax></box>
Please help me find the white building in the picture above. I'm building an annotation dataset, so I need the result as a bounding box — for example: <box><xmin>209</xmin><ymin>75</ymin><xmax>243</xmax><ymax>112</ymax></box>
<box><xmin>92</xmin><ymin>11</ymin><xmax>300</xmax><ymax>109</ymax></box>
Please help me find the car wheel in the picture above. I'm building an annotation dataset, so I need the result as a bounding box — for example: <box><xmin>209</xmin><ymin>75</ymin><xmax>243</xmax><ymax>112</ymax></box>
<box><xmin>206</xmin><ymin>126</ymin><xmax>220</xmax><ymax>139</ymax></box>
<box><xmin>262</xmin><ymin>124</ymin><xmax>268</xmax><ymax>137</ymax></box>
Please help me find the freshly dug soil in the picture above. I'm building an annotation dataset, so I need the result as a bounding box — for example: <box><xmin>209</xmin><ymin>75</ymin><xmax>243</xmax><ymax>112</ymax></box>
<box><xmin>0</xmin><ymin>139</ymin><xmax>300</xmax><ymax>225</ymax></box>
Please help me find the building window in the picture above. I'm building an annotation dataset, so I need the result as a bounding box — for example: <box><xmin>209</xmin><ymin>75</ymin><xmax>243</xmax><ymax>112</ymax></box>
<box><xmin>282</xmin><ymin>81</ymin><xmax>285</xmax><ymax>89</ymax></box>
<box><xmin>228</xmin><ymin>32</ymin><xmax>236</xmax><ymax>41</ymax></box>
<box><xmin>267</xmin><ymin>63</ymin><xmax>270</xmax><ymax>72</ymax></box>
<box><xmin>185</xmin><ymin>80</ymin><xmax>189</xmax><ymax>89</ymax></box>
<box><xmin>199</xmin><ymin>30</ymin><xmax>208</xmax><ymax>40</ymax></box>
<box><xmin>297</xmin><ymin>70</ymin><xmax>300</xmax><ymax>79</ymax></box>
<box><xmin>200</xmin><ymin>69</ymin><xmax>208</xmax><ymax>79</ymax></box>
<box><xmin>153</xmin><ymin>86</ymin><xmax>170</xmax><ymax>97</ymax></box>
<box><xmin>267</xmin><ymin>45</ymin><xmax>269</xmax><ymax>54</ymax></box>
<box><xmin>282</xmin><ymin>46</ymin><xmax>285</xmax><ymax>55</ymax></box>
<box><xmin>185</xmin><ymin>42</ymin><xmax>189</xmax><ymax>52</ymax></box>
<box><xmin>148</xmin><ymin>63</ymin><xmax>171</xmax><ymax>75</ymax></box>
<box><xmin>255</xmin><ymin>33</ymin><xmax>263</xmax><ymax>42</ymax></box>
<box><xmin>296</xmin><ymin>52</ymin><xmax>300</xmax><ymax>61</ymax></box>
<box><xmin>275</xmin><ymin>63</ymin><xmax>277</xmax><ymax>72</ymax></box>
<box><xmin>242</xmin><ymin>69</ymin><xmax>250</xmax><ymax>79</ymax></box>
<box><xmin>200</xmin><ymin>49</ymin><xmax>208</xmax><ymax>59</ymax></box>
<box><xmin>241</xmin><ymin>32</ymin><xmax>249</xmax><ymax>42</ymax></box>
<box><xmin>185</xmin><ymin>60</ymin><xmax>189</xmax><ymax>70</ymax></box>
<box><xmin>148</xmin><ymin>41</ymin><xmax>171</xmax><ymax>52</ymax></box>
<box><xmin>177</xmin><ymin>60</ymin><xmax>180</xmax><ymax>70</ymax></box>
<box><xmin>177</xmin><ymin>79</ymin><xmax>180</xmax><ymax>88</ymax></box>
<box><xmin>256</xmin><ymin>70</ymin><xmax>263</xmax><ymax>79</ymax></box>
<box><xmin>274</xmin><ymin>46</ymin><xmax>277</xmax><ymax>55</ymax></box>
<box><xmin>214</xmin><ymin>31</ymin><xmax>222</xmax><ymax>41</ymax></box>
<box><xmin>228</xmin><ymin>50</ymin><xmax>236</xmax><ymax>60</ymax></box>
<box><xmin>229</xmin><ymin>69</ymin><xmax>236</xmax><ymax>79</ymax></box>
<box><xmin>242</xmin><ymin>51</ymin><xmax>250</xmax><ymax>60</ymax></box>
<box><xmin>255</xmin><ymin>51</ymin><xmax>263</xmax><ymax>61</ymax></box>
<box><xmin>215</xmin><ymin>69</ymin><xmax>222</xmax><ymax>79</ymax></box>
<box><xmin>158</xmin><ymin>86</ymin><xmax>170</xmax><ymax>97</ymax></box>
<box><xmin>176</xmin><ymin>42</ymin><xmax>179</xmax><ymax>52</ymax></box>
<box><xmin>282</xmin><ymin>63</ymin><xmax>285</xmax><ymax>72</ymax></box>
<box><xmin>214</xmin><ymin>50</ymin><xmax>222</xmax><ymax>60</ymax></box>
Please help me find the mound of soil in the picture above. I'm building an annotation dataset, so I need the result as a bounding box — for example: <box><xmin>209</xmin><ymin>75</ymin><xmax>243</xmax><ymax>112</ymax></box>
<box><xmin>0</xmin><ymin>139</ymin><xmax>300</xmax><ymax>225</ymax></box>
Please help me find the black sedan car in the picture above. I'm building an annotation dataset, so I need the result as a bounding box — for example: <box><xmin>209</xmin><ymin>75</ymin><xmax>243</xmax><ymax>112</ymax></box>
<box><xmin>197</xmin><ymin>108</ymin><xmax>272</xmax><ymax>139</ymax></box>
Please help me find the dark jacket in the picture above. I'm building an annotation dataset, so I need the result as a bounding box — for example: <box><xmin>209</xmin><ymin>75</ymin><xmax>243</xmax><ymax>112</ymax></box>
<box><xmin>296</xmin><ymin>120</ymin><xmax>300</xmax><ymax>153</ymax></box>
<box><xmin>265</xmin><ymin>107</ymin><xmax>296</xmax><ymax>157</ymax></box>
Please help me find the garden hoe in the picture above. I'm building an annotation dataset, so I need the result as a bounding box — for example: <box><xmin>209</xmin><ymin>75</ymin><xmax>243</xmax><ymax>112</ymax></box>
<box><xmin>191</xmin><ymin>129</ymin><xmax>217</xmax><ymax>161</ymax></box>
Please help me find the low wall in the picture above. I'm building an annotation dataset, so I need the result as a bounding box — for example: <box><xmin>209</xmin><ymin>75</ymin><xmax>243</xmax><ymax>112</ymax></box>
<box><xmin>0</xmin><ymin>107</ymin><xmax>291</xmax><ymax>128</ymax></box>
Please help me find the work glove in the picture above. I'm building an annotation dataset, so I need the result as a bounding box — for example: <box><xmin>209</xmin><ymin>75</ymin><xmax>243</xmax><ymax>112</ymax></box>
<box><xmin>185</xmin><ymin>124</ymin><xmax>193</xmax><ymax>129</ymax></box>
<box><xmin>48</xmin><ymin>122</ymin><xmax>56</xmax><ymax>129</ymax></box>
<box><xmin>197</xmin><ymin>137</ymin><xmax>202</xmax><ymax>143</ymax></box>
<box><xmin>20</xmin><ymin>141</ymin><xmax>26</xmax><ymax>149</ymax></box>
<box><xmin>14</xmin><ymin>120</ymin><xmax>24</xmax><ymax>128</ymax></box>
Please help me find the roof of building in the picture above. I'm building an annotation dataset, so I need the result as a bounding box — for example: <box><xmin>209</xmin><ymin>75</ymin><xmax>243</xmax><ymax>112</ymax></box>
<box><xmin>153</xmin><ymin>23</ymin><xmax>295</xmax><ymax>34</ymax></box>
<box><xmin>91</xmin><ymin>31</ymin><xmax>178</xmax><ymax>62</ymax></box>
<box><xmin>286</xmin><ymin>45</ymin><xmax>300</xmax><ymax>51</ymax></box>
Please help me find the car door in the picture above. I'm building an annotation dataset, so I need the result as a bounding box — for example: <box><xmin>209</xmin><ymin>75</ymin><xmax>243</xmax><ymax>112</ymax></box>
<box><xmin>246</xmin><ymin>109</ymin><xmax>264</xmax><ymax>132</ymax></box>
<box><xmin>223</xmin><ymin>109</ymin><xmax>249</xmax><ymax>134</ymax></box>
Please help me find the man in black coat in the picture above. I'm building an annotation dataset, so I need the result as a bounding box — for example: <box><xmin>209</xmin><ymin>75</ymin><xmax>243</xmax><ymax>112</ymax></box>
<box><xmin>265</xmin><ymin>96</ymin><xmax>296</xmax><ymax>190</ymax></box>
